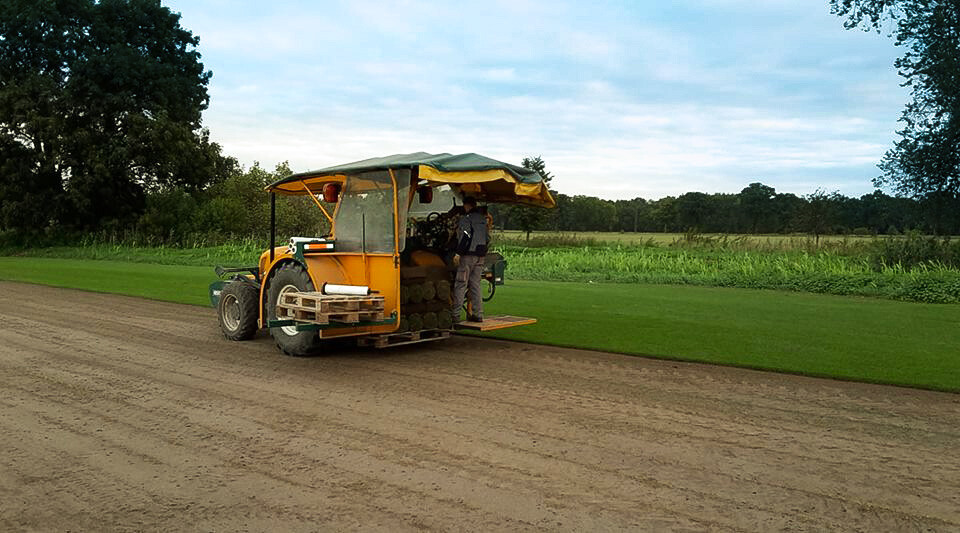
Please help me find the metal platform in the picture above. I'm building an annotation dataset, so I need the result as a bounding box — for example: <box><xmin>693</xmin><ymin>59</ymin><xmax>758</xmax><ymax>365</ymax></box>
<box><xmin>454</xmin><ymin>315</ymin><xmax>537</xmax><ymax>331</ymax></box>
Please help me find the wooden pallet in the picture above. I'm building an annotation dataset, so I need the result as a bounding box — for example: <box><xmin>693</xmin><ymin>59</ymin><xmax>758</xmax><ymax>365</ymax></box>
<box><xmin>280</xmin><ymin>292</ymin><xmax>384</xmax><ymax>312</ymax></box>
<box><xmin>276</xmin><ymin>292</ymin><xmax>384</xmax><ymax>325</ymax></box>
<box><xmin>357</xmin><ymin>328</ymin><xmax>451</xmax><ymax>349</ymax></box>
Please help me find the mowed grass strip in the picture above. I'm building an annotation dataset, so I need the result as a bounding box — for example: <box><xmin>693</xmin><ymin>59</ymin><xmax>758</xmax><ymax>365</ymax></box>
<box><xmin>1</xmin><ymin>257</ymin><xmax>957</xmax><ymax>391</ymax></box>
<box><xmin>0</xmin><ymin>257</ymin><xmax>213</xmax><ymax>306</ymax></box>
<box><xmin>464</xmin><ymin>281</ymin><xmax>960</xmax><ymax>392</ymax></box>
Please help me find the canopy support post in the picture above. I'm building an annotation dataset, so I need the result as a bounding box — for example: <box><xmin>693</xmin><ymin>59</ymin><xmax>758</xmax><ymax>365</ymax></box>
<box><xmin>270</xmin><ymin>193</ymin><xmax>276</xmax><ymax>262</ymax></box>
<box><xmin>300</xmin><ymin>180</ymin><xmax>333</xmax><ymax>223</ymax></box>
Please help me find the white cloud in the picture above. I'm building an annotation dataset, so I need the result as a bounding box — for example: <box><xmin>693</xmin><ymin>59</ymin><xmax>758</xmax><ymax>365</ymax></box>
<box><xmin>169</xmin><ymin>0</ymin><xmax>905</xmax><ymax>200</ymax></box>
<box><xmin>481</xmin><ymin>68</ymin><xmax>517</xmax><ymax>82</ymax></box>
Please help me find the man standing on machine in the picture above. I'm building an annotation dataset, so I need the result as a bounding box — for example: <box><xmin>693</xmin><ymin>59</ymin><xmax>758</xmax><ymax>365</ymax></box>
<box><xmin>451</xmin><ymin>197</ymin><xmax>488</xmax><ymax>323</ymax></box>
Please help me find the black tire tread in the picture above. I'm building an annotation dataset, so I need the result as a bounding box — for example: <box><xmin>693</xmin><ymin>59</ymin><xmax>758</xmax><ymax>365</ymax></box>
<box><xmin>218</xmin><ymin>281</ymin><xmax>259</xmax><ymax>341</ymax></box>
<box><xmin>266</xmin><ymin>262</ymin><xmax>322</xmax><ymax>357</ymax></box>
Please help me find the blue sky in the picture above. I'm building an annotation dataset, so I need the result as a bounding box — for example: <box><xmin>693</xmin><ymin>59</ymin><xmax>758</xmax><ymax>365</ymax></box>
<box><xmin>164</xmin><ymin>0</ymin><xmax>906</xmax><ymax>200</ymax></box>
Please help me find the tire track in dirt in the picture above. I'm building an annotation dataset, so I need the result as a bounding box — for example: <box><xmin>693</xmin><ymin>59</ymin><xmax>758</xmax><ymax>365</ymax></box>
<box><xmin>1</xmin><ymin>282</ymin><xmax>958</xmax><ymax>531</ymax></box>
<box><xmin>0</xmin><ymin>331</ymin><xmax>726</xmax><ymax>531</ymax></box>
<box><xmin>1</xmin><ymin>318</ymin><xmax>952</xmax><ymax>528</ymax></box>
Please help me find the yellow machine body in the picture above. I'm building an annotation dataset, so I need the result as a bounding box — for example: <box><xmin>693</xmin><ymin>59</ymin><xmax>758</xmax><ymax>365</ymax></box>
<box><xmin>258</xmin><ymin>249</ymin><xmax>400</xmax><ymax>337</ymax></box>
<box><xmin>255</xmin><ymin>153</ymin><xmax>554</xmax><ymax>341</ymax></box>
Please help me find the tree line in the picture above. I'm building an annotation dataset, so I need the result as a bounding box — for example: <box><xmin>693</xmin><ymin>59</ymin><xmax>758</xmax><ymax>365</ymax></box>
<box><xmin>16</xmin><ymin>158</ymin><xmax>960</xmax><ymax>244</ymax></box>
<box><xmin>490</xmin><ymin>183</ymin><xmax>960</xmax><ymax>237</ymax></box>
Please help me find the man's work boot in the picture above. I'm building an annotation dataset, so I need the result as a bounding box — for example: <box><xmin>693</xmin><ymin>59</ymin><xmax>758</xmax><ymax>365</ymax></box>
<box><xmin>468</xmin><ymin>315</ymin><xmax>483</xmax><ymax>323</ymax></box>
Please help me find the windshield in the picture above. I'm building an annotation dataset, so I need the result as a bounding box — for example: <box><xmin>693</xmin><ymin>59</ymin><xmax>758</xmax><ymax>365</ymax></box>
<box><xmin>333</xmin><ymin>169</ymin><xmax>409</xmax><ymax>253</ymax></box>
<box><xmin>408</xmin><ymin>184</ymin><xmax>460</xmax><ymax>220</ymax></box>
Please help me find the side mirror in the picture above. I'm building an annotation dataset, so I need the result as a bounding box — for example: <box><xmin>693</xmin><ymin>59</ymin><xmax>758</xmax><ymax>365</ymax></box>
<box><xmin>417</xmin><ymin>185</ymin><xmax>433</xmax><ymax>204</ymax></box>
<box><xmin>322</xmin><ymin>183</ymin><xmax>341</xmax><ymax>203</ymax></box>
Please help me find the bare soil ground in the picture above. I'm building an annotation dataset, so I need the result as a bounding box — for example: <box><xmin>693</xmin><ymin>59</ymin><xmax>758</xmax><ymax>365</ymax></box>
<box><xmin>1</xmin><ymin>282</ymin><xmax>958</xmax><ymax>532</ymax></box>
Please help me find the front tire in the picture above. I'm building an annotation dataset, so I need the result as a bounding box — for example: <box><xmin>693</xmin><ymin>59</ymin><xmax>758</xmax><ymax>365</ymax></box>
<box><xmin>266</xmin><ymin>263</ymin><xmax>322</xmax><ymax>356</ymax></box>
<box><xmin>218</xmin><ymin>281</ymin><xmax>259</xmax><ymax>341</ymax></box>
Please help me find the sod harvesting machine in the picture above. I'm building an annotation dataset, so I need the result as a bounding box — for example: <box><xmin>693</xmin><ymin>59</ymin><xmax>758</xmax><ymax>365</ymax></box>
<box><xmin>209</xmin><ymin>153</ymin><xmax>555</xmax><ymax>355</ymax></box>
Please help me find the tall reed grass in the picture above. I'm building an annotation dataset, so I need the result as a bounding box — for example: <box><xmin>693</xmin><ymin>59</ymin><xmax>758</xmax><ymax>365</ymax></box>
<box><xmin>495</xmin><ymin>245</ymin><xmax>960</xmax><ymax>303</ymax></box>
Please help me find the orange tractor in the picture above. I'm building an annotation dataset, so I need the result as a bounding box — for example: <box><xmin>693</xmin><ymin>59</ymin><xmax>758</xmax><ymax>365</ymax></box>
<box><xmin>209</xmin><ymin>153</ymin><xmax>554</xmax><ymax>355</ymax></box>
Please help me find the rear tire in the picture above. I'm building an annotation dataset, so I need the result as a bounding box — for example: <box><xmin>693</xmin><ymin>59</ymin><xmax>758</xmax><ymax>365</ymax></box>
<box><xmin>218</xmin><ymin>281</ymin><xmax>259</xmax><ymax>341</ymax></box>
<box><xmin>266</xmin><ymin>263</ymin><xmax>322</xmax><ymax>356</ymax></box>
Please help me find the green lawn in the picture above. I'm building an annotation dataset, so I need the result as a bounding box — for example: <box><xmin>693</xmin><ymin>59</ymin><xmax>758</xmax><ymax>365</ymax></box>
<box><xmin>1</xmin><ymin>257</ymin><xmax>957</xmax><ymax>392</ymax></box>
<box><xmin>480</xmin><ymin>281</ymin><xmax>960</xmax><ymax>391</ymax></box>
<box><xmin>0</xmin><ymin>257</ymin><xmax>214</xmax><ymax>306</ymax></box>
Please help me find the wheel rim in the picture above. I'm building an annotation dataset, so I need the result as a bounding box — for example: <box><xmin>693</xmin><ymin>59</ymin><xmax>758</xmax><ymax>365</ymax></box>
<box><xmin>222</xmin><ymin>293</ymin><xmax>241</xmax><ymax>331</ymax></box>
<box><xmin>277</xmin><ymin>284</ymin><xmax>300</xmax><ymax>336</ymax></box>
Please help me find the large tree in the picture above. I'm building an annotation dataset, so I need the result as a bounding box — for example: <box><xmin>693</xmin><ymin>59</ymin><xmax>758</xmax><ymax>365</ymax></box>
<box><xmin>831</xmin><ymin>1</ymin><xmax>960</xmax><ymax>199</ymax></box>
<box><xmin>675</xmin><ymin>191</ymin><xmax>712</xmax><ymax>231</ymax></box>
<box><xmin>0</xmin><ymin>0</ymin><xmax>234</xmax><ymax>232</ymax></box>
<box><xmin>739</xmin><ymin>182</ymin><xmax>776</xmax><ymax>233</ymax></box>
<box><xmin>799</xmin><ymin>189</ymin><xmax>842</xmax><ymax>243</ymax></box>
<box><xmin>510</xmin><ymin>155</ymin><xmax>554</xmax><ymax>240</ymax></box>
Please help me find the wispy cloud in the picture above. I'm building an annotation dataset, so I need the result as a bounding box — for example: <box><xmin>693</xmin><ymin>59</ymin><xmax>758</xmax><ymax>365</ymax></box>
<box><xmin>166</xmin><ymin>0</ymin><xmax>907</xmax><ymax>199</ymax></box>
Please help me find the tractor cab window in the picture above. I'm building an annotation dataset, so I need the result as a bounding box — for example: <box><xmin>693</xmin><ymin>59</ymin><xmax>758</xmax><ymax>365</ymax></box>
<box><xmin>408</xmin><ymin>184</ymin><xmax>460</xmax><ymax>220</ymax></box>
<box><xmin>333</xmin><ymin>169</ymin><xmax>410</xmax><ymax>253</ymax></box>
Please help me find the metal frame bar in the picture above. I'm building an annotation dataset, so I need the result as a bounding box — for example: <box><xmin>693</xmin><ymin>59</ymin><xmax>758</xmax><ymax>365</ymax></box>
<box><xmin>270</xmin><ymin>193</ymin><xmax>276</xmax><ymax>262</ymax></box>
<box><xmin>387</xmin><ymin>169</ymin><xmax>400</xmax><ymax>253</ymax></box>
<box><xmin>300</xmin><ymin>180</ymin><xmax>333</xmax><ymax>224</ymax></box>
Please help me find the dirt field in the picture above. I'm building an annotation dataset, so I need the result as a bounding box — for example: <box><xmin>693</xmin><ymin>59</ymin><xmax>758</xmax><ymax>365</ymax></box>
<box><xmin>1</xmin><ymin>282</ymin><xmax>958</xmax><ymax>531</ymax></box>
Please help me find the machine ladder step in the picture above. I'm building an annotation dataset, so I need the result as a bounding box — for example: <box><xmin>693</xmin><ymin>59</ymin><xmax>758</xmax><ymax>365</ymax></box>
<box><xmin>454</xmin><ymin>315</ymin><xmax>537</xmax><ymax>331</ymax></box>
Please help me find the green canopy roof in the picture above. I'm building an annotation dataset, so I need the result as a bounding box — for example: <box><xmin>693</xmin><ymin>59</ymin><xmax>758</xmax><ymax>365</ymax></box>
<box><xmin>266</xmin><ymin>152</ymin><xmax>555</xmax><ymax>208</ymax></box>
<box><xmin>268</xmin><ymin>152</ymin><xmax>544</xmax><ymax>188</ymax></box>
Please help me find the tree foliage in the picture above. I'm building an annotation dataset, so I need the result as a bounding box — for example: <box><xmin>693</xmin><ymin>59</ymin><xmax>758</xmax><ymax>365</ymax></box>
<box><xmin>799</xmin><ymin>189</ymin><xmax>841</xmax><ymax>244</ymax></box>
<box><xmin>0</xmin><ymin>0</ymin><xmax>235</xmax><ymax>232</ymax></box>
<box><xmin>740</xmin><ymin>182</ymin><xmax>777</xmax><ymax>233</ymax></box>
<box><xmin>12</xmin><ymin>170</ymin><xmax>952</xmax><ymax>245</ymax></box>
<box><xmin>831</xmin><ymin>1</ymin><xmax>960</xmax><ymax>198</ymax></box>
<box><xmin>488</xmin><ymin>179</ymin><xmax>954</xmax><ymax>237</ymax></box>
<box><xmin>506</xmin><ymin>155</ymin><xmax>554</xmax><ymax>240</ymax></box>
<box><xmin>126</xmin><ymin>162</ymin><xmax>329</xmax><ymax>244</ymax></box>
<box><xmin>675</xmin><ymin>192</ymin><xmax>712</xmax><ymax>230</ymax></box>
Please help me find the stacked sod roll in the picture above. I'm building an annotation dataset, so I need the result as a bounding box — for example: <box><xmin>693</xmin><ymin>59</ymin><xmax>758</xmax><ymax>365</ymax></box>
<box><xmin>399</xmin><ymin>275</ymin><xmax>453</xmax><ymax>333</ymax></box>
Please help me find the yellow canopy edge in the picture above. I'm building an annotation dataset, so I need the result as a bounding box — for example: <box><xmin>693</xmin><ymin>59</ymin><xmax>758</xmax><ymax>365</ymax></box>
<box><xmin>417</xmin><ymin>166</ymin><xmax>555</xmax><ymax>208</ymax></box>
<box><xmin>270</xmin><ymin>174</ymin><xmax>346</xmax><ymax>196</ymax></box>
